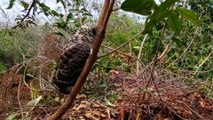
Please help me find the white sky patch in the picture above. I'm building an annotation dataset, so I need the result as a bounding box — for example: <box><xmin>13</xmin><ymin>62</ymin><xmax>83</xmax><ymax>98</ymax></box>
<box><xmin>0</xmin><ymin>0</ymin><xmax>161</xmax><ymax>27</ymax></box>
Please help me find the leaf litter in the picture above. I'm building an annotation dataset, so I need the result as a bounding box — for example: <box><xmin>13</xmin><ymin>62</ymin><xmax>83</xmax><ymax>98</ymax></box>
<box><xmin>0</xmin><ymin>35</ymin><xmax>213</xmax><ymax>120</ymax></box>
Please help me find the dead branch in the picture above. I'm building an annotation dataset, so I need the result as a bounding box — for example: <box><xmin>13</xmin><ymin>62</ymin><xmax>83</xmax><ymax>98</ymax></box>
<box><xmin>100</xmin><ymin>44</ymin><xmax>139</xmax><ymax>60</ymax></box>
<box><xmin>140</xmin><ymin>22</ymin><xmax>168</xmax><ymax>108</ymax></box>
<box><xmin>136</xmin><ymin>34</ymin><xmax>148</xmax><ymax>74</ymax></box>
<box><xmin>156</xmin><ymin>44</ymin><xmax>170</xmax><ymax>63</ymax></box>
<box><xmin>46</xmin><ymin>0</ymin><xmax>115</xmax><ymax>119</ymax></box>
<box><xmin>17</xmin><ymin>79</ymin><xmax>24</xmax><ymax>119</ymax></box>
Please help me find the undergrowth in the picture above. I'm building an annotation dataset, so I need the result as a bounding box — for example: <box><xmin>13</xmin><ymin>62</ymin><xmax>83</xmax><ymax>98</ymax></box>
<box><xmin>0</xmin><ymin>12</ymin><xmax>212</xmax><ymax>120</ymax></box>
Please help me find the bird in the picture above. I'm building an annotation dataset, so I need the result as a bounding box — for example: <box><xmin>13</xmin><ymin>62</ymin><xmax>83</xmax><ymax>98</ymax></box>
<box><xmin>53</xmin><ymin>23</ymin><xmax>97</xmax><ymax>94</ymax></box>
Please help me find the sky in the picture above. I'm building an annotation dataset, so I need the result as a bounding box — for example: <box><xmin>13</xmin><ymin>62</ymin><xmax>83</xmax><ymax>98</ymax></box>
<box><xmin>0</xmin><ymin>0</ymin><xmax>160</xmax><ymax>27</ymax></box>
<box><xmin>0</xmin><ymin>0</ymin><xmax>61</xmax><ymax>26</ymax></box>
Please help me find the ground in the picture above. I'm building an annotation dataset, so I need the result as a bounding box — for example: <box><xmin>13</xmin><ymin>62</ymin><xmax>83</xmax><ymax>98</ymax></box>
<box><xmin>0</xmin><ymin>65</ymin><xmax>213</xmax><ymax>120</ymax></box>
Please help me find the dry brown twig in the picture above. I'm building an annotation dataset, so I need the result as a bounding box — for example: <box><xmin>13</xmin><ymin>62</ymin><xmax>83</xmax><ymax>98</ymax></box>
<box><xmin>100</xmin><ymin>44</ymin><xmax>140</xmax><ymax>61</ymax></box>
<box><xmin>156</xmin><ymin>44</ymin><xmax>170</xmax><ymax>63</ymax></box>
<box><xmin>136</xmin><ymin>34</ymin><xmax>148</xmax><ymax>74</ymax></box>
<box><xmin>137</xmin><ymin>44</ymin><xmax>170</xmax><ymax>78</ymax></box>
<box><xmin>14</xmin><ymin>62</ymin><xmax>26</xmax><ymax>119</ymax></box>
<box><xmin>98</xmin><ymin>30</ymin><xmax>144</xmax><ymax>59</ymax></box>
<box><xmin>17</xmin><ymin>77</ymin><xmax>24</xmax><ymax>119</ymax></box>
<box><xmin>46</xmin><ymin>0</ymin><xmax>116</xmax><ymax>119</ymax></box>
<box><xmin>177</xmin><ymin>100</ymin><xmax>207</xmax><ymax>120</ymax></box>
<box><xmin>140</xmin><ymin>22</ymin><xmax>168</xmax><ymax>112</ymax></box>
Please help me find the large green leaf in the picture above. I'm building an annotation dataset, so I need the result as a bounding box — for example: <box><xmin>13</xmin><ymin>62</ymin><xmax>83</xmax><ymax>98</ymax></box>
<box><xmin>168</xmin><ymin>11</ymin><xmax>182</xmax><ymax>35</ymax></box>
<box><xmin>57</xmin><ymin>0</ymin><xmax>66</xmax><ymax>8</ymax></box>
<box><xmin>143</xmin><ymin>9</ymin><xmax>170</xmax><ymax>34</ymax></box>
<box><xmin>56</xmin><ymin>0</ymin><xmax>62</xmax><ymax>3</ymax></box>
<box><xmin>142</xmin><ymin>0</ymin><xmax>178</xmax><ymax>34</ymax></box>
<box><xmin>121</xmin><ymin>0</ymin><xmax>157</xmax><ymax>15</ymax></box>
<box><xmin>156</xmin><ymin>0</ymin><xmax>178</xmax><ymax>11</ymax></box>
<box><xmin>50</xmin><ymin>10</ymin><xmax>59</xmax><ymax>17</ymax></box>
<box><xmin>66</xmin><ymin>12</ymin><xmax>74</xmax><ymax>22</ymax></box>
<box><xmin>20</xmin><ymin>1</ymin><xmax>29</xmax><ymax>10</ymax></box>
<box><xmin>37</xmin><ymin>2</ymin><xmax>50</xmax><ymax>16</ymax></box>
<box><xmin>176</xmin><ymin>8</ymin><xmax>201</xmax><ymax>25</ymax></box>
<box><xmin>7</xmin><ymin>0</ymin><xmax>16</xmax><ymax>9</ymax></box>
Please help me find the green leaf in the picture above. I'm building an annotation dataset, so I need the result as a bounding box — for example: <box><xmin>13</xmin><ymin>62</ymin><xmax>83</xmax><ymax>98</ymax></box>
<box><xmin>56</xmin><ymin>0</ymin><xmax>62</xmax><ymax>3</ymax></box>
<box><xmin>55</xmin><ymin>18</ymin><xmax>67</xmax><ymax>29</ymax></box>
<box><xmin>6</xmin><ymin>113</ymin><xmax>17</xmax><ymax>120</ymax></box>
<box><xmin>54</xmin><ymin>32</ymin><xmax>64</xmax><ymax>36</ymax></box>
<box><xmin>26</xmin><ymin>96</ymin><xmax>42</xmax><ymax>107</ymax></box>
<box><xmin>57</xmin><ymin>0</ymin><xmax>66</xmax><ymax>8</ymax></box>
<box><xmin>121</xmin><ymin>0</ymin><xmax>157</xmax><ymax>15</ymax></box>
<box><xmin>176</xmin><ymin>8</ymin><xmax>201</xmax><ymax>25</ymax></box>
<box><xmin>143</xmin><ymin>9</ymin><xmax>170</xmax><ymax>34</ymax></box>
<box><xmin>157</xmin><ymin>0</ymin><xmax>178</xmax><ymax>11</ymax></box>
<box><xmin>20</xmin><ymin>1</ymin><xmax>29</xmax><ymax>10</ymax></box>
<box><xmin>74</xmin><ymin>0</ymin><xmax>81</xmax><ymax>5</ymax></box>
<box><xmin>50</xmin><ymin>10</ymin><xmax>59</xmax><ymax>16</ymax></box>
<box><xmin>168</xmin><ymin>11</ymin><xmax>182</xmax><ymax>35</ymax></box>
<box><xmin>38</xmin><ymin>2</ymin><xmax>50</xmax><ymax>13</ymax></box>
<box><xmin>66</xmin><ymin>13</ymin><xmax>74</xmax><ymax>22</ymax></box>
<box><xmin>104</xmin><ymin>97</ymin><xmax>116</xmax><ymax>107</ymax></box>
<box><xmin>7</xmin><ymin>0</ymin><xmax>16</xmax><ymax>9</ymax></box>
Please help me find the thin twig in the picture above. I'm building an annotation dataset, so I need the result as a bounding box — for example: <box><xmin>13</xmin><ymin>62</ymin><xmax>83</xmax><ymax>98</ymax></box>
<box><xmin>163</xmin><ymin>101</ymin><xmax>186</xmax><ymax>120</ymax></box>
<box><xmin>12</xmin><ymin>0</ymin><xmax>36</xmax><ymax>29</ymax></box>
<box><xmin>100</xmin><ymin>45</ymin><xmax>145</xmax><ymax>71</ymax></box>
<box><xmin>138</xmin><ymin>44</ymin><xmax>170</xmax><ymax>77</ymax></box>
<box><xmin>145</xmin><ymin>90</ymin><xmax>186</xmax><ymax>120</ymax></box>
<box><xmin>156</xmin><ymin>44</ymin><xmax>170</xmax><ymax>62</ymax></box>
<box><xmin>194</xmin><ymin>49</ymin><xmax>213</xmax><ymax>74</ymax></box>
<box><xmin>100</xmin><ymin>44</ymin><xmax>139</xmax><ymax>60</ymax></box>
<box><xmin>98</xmin><ymin>30</ymin><xmax>143</xmax><ymax>58</ymax></box>
<box><xmin>15</xmin><ymin>66</ymin><xmax>24</xmax><ymax>119</ymax></box>
<box><xmin>177</xmin><ymin>100</ymin><xmax>207</xmax><ymax>120</ymax></box>
<box><xmin>168</xmin><ymin>27</ymin><xmax>200</xmax><ymax>66</ymax></box>
<box><xmin>140</xmin><ymin>21</ymin><xmax>168</xmax><ymax>106</ymax></box>
<box><xmin>136</xmin><ymin>34</ymin><xmax>148</xmax><ymax>74</ymax></box>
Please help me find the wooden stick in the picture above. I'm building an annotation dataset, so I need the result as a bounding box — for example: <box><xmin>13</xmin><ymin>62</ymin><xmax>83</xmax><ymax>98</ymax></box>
<box><xmin>46</xmin><ymin>0</ymin><xmax>115</xmax><ymax>119</ymax></box>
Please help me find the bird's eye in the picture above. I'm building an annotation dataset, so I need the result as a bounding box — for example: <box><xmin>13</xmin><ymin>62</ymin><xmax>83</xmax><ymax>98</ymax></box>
<box><xmin>92</xmin><ymin>28</ymin><xmax>97</xmax><ymax>35</ymax></box>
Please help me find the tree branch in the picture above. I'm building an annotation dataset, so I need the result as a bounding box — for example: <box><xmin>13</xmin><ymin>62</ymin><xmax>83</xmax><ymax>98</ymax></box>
<box><xmin>46</xmin><ymin>0</ymin><xmax>115</xmax><ymax>119</ymax></box>
<box><xmin>136</xmin><ymin>34</ymin><xmax>148</xmax><ymax>74</ymax></box>
<box><xmin>100</xmin><ymin>44</ymin><xmax>139</xmax><ymax>60</ymax></box>
<box><xmin>12</xmin><ymin>0</ymin><xmax>36</xmax><ymax>29</ymax></box>
<box><xmin>98</xmin><ymin>30</ymin><xmax>143</xmax><ymax>58</ymax></box>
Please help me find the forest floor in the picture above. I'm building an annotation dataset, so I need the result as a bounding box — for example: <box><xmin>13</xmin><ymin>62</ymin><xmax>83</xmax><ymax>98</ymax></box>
<box><xmin>0</xmin><ymin>64</ymin><xmax>213</xmax><ymax>120</ymax></box>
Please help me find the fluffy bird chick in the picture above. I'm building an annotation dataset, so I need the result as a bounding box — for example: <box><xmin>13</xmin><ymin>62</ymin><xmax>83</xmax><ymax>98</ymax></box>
<box><xmin>53</xmin><ymin>23</ymin><xmax>97</xmax><ymax>94</ymax></box>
